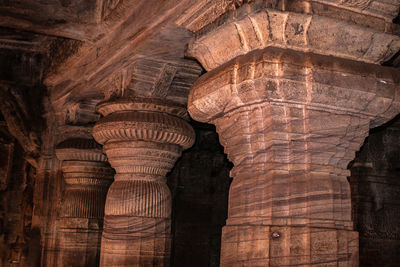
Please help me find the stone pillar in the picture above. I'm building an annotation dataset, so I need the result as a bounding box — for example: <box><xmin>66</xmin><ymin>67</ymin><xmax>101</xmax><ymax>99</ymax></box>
<box><xmin>55</xmin><ymin>138</ymin><xmax>113</xmax><ymax>266</ymax></box>
<box><xmin>92</xmin><ymin>97</ymin><xmax>195</xmax><ymax>266</ymax></box>
<box><xmin>187</xmin><ymin>14</ymin><xmax>400</xmax><ymax>264</ymax></box>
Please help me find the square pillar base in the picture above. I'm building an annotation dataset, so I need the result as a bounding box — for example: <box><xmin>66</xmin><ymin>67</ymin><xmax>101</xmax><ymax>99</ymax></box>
<box><xmin>221</xmin><ymin>225</ymin><xmax>358</xmax><ymax>266</ymax></box>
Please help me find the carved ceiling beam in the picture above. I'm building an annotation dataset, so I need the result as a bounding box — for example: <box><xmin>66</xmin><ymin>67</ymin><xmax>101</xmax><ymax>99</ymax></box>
<box><xmin>44</xmin><ymin>0</ymin><xmax>239</xmax><ymax>106</ymax></box>
<box><xmin>0</xmin><ymin>14</ymin><xmax>105</xmax><ymax>42</ymax></box>
<box><xmin>0</xmin><ymin>0</ymin><xmax>123</xmax><ymax>41</ymax></box>
<box><xmin>0</xmin><ymin>38</ymin><xmax>49</xmax><ymax>53</ymax></box>
<box><xmin>307</xmin><ymin>0</ymin><xmax>400</xmax><ymax>21</ymax></box>
<box><xmin>98</xmin><ymin>57</ymin><xmax>203</xmax><ymax>105</ymax></box>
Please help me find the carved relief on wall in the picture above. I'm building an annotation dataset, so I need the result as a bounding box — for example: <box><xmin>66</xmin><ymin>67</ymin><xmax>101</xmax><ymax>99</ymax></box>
<box><xmin>0</xmin><ymin>85</ymin><xmax>41</xmax><ymax>168</ymax></box>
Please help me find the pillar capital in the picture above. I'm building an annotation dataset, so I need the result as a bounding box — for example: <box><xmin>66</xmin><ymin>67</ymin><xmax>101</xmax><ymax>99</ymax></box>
<box><xmin>189</xmin><ymin>48</ymin><xmax>400</xmax><ymax>177</ymax></box>
<box><xmin>56</xmin><ymin>138</ymin><xmax>107</xmax><ymax>162</ymax></box>
<box><xmin>93</xmin><ymin>97</ymin><xmax>194</xmax><ymax>150</ymax></box>
<box><xmin>189</xmin><ymin>48</ymin><xmax>400</xmax><ymax>126</ymax></box>
<box><xmin>187</xmin><ymin>6</ymin><xmax>400</xmax><ymax>71</ymax></box>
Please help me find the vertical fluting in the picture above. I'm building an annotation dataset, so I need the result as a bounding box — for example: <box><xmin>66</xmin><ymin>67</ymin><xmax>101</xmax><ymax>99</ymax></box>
<box><xmin>55</xmin><ymin>138</ymin><xmax>114</xmax><ymax>267</ymax></box>
<box><xmin>92</xmin><ymin>98</ymin><xmax>195</xmax><ymax>266</ymax></box>
<box><xmin>213</xmin><ymin>103</ymin><xmax>362</xmax><ymax>266</ymax></box>
<box><xmin>188</xmin><ymin>48</ymin><xmax>400</xmax><ymax>266</ymax></box>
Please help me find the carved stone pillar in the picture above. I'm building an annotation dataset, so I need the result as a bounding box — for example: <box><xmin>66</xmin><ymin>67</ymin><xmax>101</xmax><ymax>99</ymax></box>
<box><xmin>55</xmin><ymin>138</ymin><xmax>114</xmax><ymax>266</ymax></box>
<box><xmin>92</xmin><ymin>97</ymin><xmax>195</xmax><ymax>266</ymax></box>
<box><xmin>188</xmin><ymin>43</ymin><xmax>400</xmax><ymax>267</ymax></box>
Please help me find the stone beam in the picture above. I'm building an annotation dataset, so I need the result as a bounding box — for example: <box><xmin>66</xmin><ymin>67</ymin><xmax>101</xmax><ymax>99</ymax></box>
<box><xmin>98</xmin><ymin>57</ymin><xmax>202</xmax><ymax>105</ymax></box>
<box><xmin>0</xmin><ymin>16</ymin><xmax>103</xmax><ymax>42</ymax></box>
<box><xmin>44</xmin><ymin>0</ymin><xmax>232</xmax><ymax>108</ymax></box>
<box><xmin>0</xmin><ymin>0</ymin><xmax>122</xmax><ymax>41</ymax></box>
<box><xmin>187</xmin><ymin>7</ymin><xmax>400</xmax><ymax>71</ymax></box>
<box><xmin>0</xmin><ymin>38</ymin><xmax>49</xmax><ymax>53</ymax></box>
<box><xmin>307</xmin><ymin>0</ymin><xmax>400</xmax><ymax>21</ymax></box>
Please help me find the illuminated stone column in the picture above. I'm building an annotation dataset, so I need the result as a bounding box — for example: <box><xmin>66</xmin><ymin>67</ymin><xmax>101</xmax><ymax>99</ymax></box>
<box><xmin>188</xmin><ymin>49</ymin><xmax>400</xmax><ymax>266</ymax></box>
<box><xmin>187</xmin><ymin>5</ymin><xmax>400</xmax><ymax>265</ymax></box>
<box><xmin>55</xmin><ymin>138</ymin><xmax>114</xmax><ymax>266</ymax></box>
<box><xmin>92</xmin><ymin>97</ymin><xmax>195</xmax><ymax>266</ymax></box>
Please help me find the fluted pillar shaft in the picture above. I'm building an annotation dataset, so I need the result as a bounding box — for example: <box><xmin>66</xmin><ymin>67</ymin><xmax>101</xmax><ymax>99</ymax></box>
<box><xmin>92</xmin><ymin>98</ymin><xmax>195</xmax><ymax>266</ymax></box>
<box><xmin>188</xmin><ymin>48</ymin><xmax>400</xmax><ymax>266</ymax></box>
<box><xmin>55</xmin><ymin>138</ymin><xmax>114</xmax><ymax>266</ymax></box>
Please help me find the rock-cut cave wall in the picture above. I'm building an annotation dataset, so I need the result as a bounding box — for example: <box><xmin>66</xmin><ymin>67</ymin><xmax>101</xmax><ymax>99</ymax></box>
<box><xmin>168</xmin><ymin>122</ymin><xmax>232</xmax><ymax>267</ymax></box>
<box><xmin>0</xmin><ymin>121</ymin><xmax>39</xmax><ymax>267</ymax></box>
<box><xmin>350</xmin><ymin>115</ymin><xmax>400</xmax><ymax>267</ymax></box>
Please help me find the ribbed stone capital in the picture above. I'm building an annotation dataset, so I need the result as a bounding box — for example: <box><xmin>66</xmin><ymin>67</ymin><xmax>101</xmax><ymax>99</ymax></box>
<box><xmin>92</xmin><ymin>97</ymin><xmax>195</xmax><ymax>267</ymax></box>
<box><xmin>56</xmin><ymin>138</ymin><xmax>108</xmax><ymax>162</ymax></box>
<box><xmin>189</xmin><ymin>48</ymin><xmax>400</xmax><ymax>125</ymax></box>
<box><xmin>92</xmin><ymin>97</ymin><xmax>195</xmax><ymax>181</ymax></box>
<box><xmin>189</xmin><ymin>48</ymin><xmax>400</xmax><ymax>176</ymax></box>
<box><xmin>56</xmin><ymin>138</ymin><xmax>114</xmax><ymax>219</ymax></box>
<box><xmin>187</xmin><ymin>7</ymin><xmax>400</xmax><ymax>71</ymax></box>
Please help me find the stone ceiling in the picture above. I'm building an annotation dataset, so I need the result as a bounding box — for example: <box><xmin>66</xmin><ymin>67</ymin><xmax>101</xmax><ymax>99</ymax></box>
<box><xmin>0</xmin><ymin>0</ymin><xmax>399</xmax><ymax>163</ymax></box>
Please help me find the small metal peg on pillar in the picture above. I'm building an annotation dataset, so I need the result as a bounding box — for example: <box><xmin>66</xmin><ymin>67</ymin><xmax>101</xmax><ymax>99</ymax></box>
<box><xmin>271</xmin><ymin>231</ymin><xmax>281</xmax><ymax>239</ymax></box>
